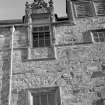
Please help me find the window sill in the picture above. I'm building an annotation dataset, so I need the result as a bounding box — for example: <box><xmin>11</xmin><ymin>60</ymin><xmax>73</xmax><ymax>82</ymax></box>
<box><xmin>55</xmin><ymin>42</ymin><xmax>92</xmax><ymax>47</ymax></box>
<box><xmin>22</xmin><ymin>57</ymin><xmax>56</xmax><ymax>62</ymax></box>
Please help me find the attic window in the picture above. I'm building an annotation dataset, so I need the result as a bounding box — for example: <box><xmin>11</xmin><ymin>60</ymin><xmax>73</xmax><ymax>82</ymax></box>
<box><xmin>32</xmin><ymin>26</ymin><xmax>51</xmax><ymax>47</ymax></box>
<box><xmin>93</xmin><ymin>1</ymin><xmax>105</xmax><ymax>16</ymax></box>
<box><xmin>91</xmin><ymin>29</ymin><xmax>105</xmax><ymax>42</ymax></box>
<box><xmin>73</xmin><ymin>1</ymin><xmax>93</xmax><ymax>18</ymax></box>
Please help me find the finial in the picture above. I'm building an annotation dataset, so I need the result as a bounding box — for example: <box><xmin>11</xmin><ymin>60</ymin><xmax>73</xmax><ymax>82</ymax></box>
<box><xmin>49</xmin><ymin>0</ymin><xmax>53</xmax><ymax>7</ymax></box>
<box><xmin>25</xmin><ymin>1</ymin><xmax>29</xmax><ymax>8</ymax></box>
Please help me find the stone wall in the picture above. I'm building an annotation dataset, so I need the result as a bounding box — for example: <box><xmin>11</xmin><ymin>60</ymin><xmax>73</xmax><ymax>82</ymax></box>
<box><xmin>0</xmin><ymin>16</ymin><xmax>105</xmax><ymax>105</ymax></box>
<box><xmin>0</xmin><ymin>27</ymin><xmax>11</xmax><ymax>105</ymax></box>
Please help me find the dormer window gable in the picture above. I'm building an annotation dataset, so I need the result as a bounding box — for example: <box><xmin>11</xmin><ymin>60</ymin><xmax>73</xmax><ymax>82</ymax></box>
<box><xmin>24</xmin><ymin>0</ymin><xmax>56</xmax><ymax>60</ymax></box>
<box><xmin>25</xmin><ymin>0</ymin><xmax>54</xmax><ymax>48</ymax></box>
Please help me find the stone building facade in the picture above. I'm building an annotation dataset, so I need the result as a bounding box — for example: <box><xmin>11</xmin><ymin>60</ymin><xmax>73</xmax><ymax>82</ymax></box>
<box><xmin>0</xmin><ymin>0</ymin><xmax>105</xmax><ymax>105</ymax></box>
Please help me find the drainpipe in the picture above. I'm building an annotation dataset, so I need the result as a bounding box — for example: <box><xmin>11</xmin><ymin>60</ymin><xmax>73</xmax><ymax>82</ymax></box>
<box><xmin>9</xmin><ymin>25</ymin><xmax>15</xmax><ymax>105</ymax></box>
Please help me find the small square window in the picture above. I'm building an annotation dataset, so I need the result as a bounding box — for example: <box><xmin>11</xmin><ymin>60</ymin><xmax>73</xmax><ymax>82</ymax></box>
<box><xmin>32</xmin><ymin>26</ymin><xmax>51</xmax><ymax>48</ymax></box>
<box><xmin>91</xmin><ymin>29</ymin><xmax>105</xmax><ymax>42</ymax></box>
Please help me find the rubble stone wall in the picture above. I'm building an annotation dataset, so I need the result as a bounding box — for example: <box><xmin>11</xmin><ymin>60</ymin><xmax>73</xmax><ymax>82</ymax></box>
<box><xmin>0</xmin><ymin>16</ymin><xmax>105</xmax><ymax>105</ymax></box>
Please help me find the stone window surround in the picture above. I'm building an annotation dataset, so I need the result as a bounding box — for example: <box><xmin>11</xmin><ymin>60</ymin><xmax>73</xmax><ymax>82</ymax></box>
<box><xmin>26</xmin><ymin>22</ymin><xmax>57</xmax><ymax>60</ymax></box>
<box><xmin>73</xmin><ymin>1</ymin><xmax>93</xmax><ymax>18</ymax></box>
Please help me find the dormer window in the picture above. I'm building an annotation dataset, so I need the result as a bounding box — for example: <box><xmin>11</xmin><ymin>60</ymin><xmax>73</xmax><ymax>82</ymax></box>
<box><xmin>73</xmin><ymin>1</ymin><xmax>93</xmax><ymax>18</ymax></box>
<box><xmin>25</xmin><ymin>0</ymin><xmax>56</xmax><ymax>60</ymax></box>
<box><xmin>93</xmin><ymin>1</ymin><xmax>105</xmax><ymax>16</ymax></box>
<box><xmin>66</xmin><ymin>0</ymin><xmax>105</xmax><ymax>20</ymax></box>
<box><xmin>32</xmin><ymin>26</ymin><xmax>51</xmax><ymax>47</ymax></box>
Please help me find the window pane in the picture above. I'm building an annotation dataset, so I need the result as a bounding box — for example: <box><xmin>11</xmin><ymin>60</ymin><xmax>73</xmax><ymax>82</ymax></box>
<box><xmin>45</xmin><ymin>32</ymin><xmax>50</xmax><ymax>39</ymax></box>
<box><xmin>45</xmin><ymin>39</ymin><xmax>50</xmax><ymax>46</ymax></box>
<box><xmin>98</xmin><ymin>32</ymin><xmax>104</xmax><ymax>42</ymax></box>
<box><xmin>38</xmin><ymin>27</ymin><xmax>44</xmax><ymax>31</ymax></box>
<box><xmin>45</xmin><ymin>32</ymin><xmax>50</xmax><ymax>36</ymax></box>
<box><xmin>33</xmin><ymin>95</ymin><xmax>40</xmax><ymax>105</ymax></box>
<box><xmin>33</xmin><ymin>40</ymin><xmax>38</xmax><ymax>47</ymax></box>
<box><xmin>39</xmin><ymin>39</ymin><xmax>44</xmax><ymax>47</ymax></box>
<box><xmin>93</xmin><ymin>32</ymin><xmax>98</xmax><ymax>38</ymax></box>
<box><xmin>33</xmin><ymin>33</ymin><xmax>38</xmax><ymax>40</ymax></box>
<box><xmin>92</xmin><ymin>32</ymin><xmax>99</xmax><ymax>42</ymax></box>
<box><xmin>94</xmin><ymin>38</ymin><xmax>99</xmax><ymax>42</ymax></box>
<box><xmin>39</xmin><ymin>32</ymin><xmax>44</xmax><ymax>38</ymax></box>
<box><xmin>33</xmin><ymin>27</ymin><xmax>39</xmax><ymax>32</ymax></box>
<box><xmin>100</xmin><ymin>37</ymin><xmax>104</xmax><ymax>42</ymax></box>
<box><xmin>41</xmin><ymin>95</ymin><xmax>47</xmax><ymax>105</ymax></box>
<box><xmin>48</xmin><ymin>93</ymin><xmax>55</xmax><ymax>105</ymax></box>
<box><xmin>44</xmin><ymin>26</ymin><xmax>49</xmax><ymax>31</ymax></box>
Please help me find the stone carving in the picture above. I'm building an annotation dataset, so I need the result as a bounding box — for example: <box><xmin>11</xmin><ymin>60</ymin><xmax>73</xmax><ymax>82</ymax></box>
<box><xmin>25</xmin><ymin>0</ymin><xmax>53</xmax><ymax>16</ymax></box>
<box><xmin>31</xmin><ymin>0</ymin><xmax>48</xmax><ymax>9</ymax></box>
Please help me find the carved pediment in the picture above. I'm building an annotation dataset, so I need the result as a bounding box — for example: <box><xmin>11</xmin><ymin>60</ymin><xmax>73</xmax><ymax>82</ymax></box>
<box><xmin>25</xmin><ymin>0</ymin><xmax>53</xmax><ymax>15</ymax></box>
<box><xmin>31</xmin><ymin>0</ymin><xmax>48</xmax><ymax>9</ymax></box>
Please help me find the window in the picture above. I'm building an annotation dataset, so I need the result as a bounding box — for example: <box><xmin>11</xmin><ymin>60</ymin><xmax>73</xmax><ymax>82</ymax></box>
<box><xmin>33</xmin><ymin>92</ymin><xmax>55</xmax><ymax>105</ymax></box>
<box><xmin>27</xmin><ymin>87</ymin><xmax>61</xmax><ymax>105</ymax></box>
<box><xmin>93</xmin><ymin>0</ymin><xmax>105</xmax><ymax>16</ymax></box>
<box><xmin>67</xmin><ymin>0</ymin><xmax>105</xmax><ymax>20</ymax></box>
<box><xmin>91</xmin><ymin>29</ymin><xmax>105</xmax><ymax>42</ymax></box>
<box><xmin>82</xmin><ymin>29</ymin><xmax>105</xmax><ymax>43</ymax></box>
<box><xmin>32</xmin><ymin>26</ymin><xmax>51</xmax><ymax>47</ymax></box>
<box><xmin>73</xmin><ymin>1</ymin><xmax>93</xmax><ymax>18</ymax></box>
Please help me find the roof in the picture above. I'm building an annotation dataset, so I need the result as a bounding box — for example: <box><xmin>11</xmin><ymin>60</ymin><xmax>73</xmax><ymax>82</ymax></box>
<box><xmin>0</xmin><ymin>19</ymin><xmax>23</xmax><ymax>25</ymax></box>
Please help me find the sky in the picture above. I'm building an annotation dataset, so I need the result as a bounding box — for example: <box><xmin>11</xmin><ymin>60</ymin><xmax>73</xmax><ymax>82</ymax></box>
<box><xmin>0</xmin><ymin>0</ymin><xmax>66</xmax><ymax>20</ymax></box>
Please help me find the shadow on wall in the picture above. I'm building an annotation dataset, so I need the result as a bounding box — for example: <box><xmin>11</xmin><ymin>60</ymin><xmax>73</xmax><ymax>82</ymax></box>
<box><xmin>17</xmin><ymin>89</ymin><xmax>27</xmax><ymax>105</ymax></box>
<box><xmin>21</xmin><ymin>48</ymin><xmax>28</xmax><ymax>62</ymax></box>
<box><xmin>1</xmin><ymin>36</ymin><xmax>11</xmax><ymax>105</ymax></box>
